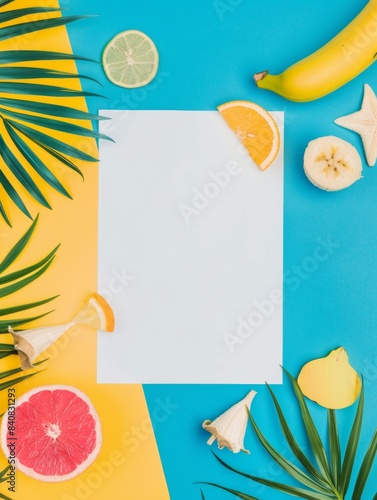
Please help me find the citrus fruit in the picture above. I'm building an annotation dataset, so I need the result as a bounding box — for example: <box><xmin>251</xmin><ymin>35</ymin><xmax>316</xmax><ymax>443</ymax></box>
<box><xmin>1</xmin><ymin>385</ymin><xmax>102</xmax><ymax>482</ymax></box>
<box><xmin>72</xmin><ymin>293</ymin><xmax>115</xmax><ymax>332</ymax></box>
<box><xmin>218</xmin><ymin>100</ymin><xmax>280</xmax><ymax>170</ymax></box>
<box><xmin>102</xmin><ymin>29</ymin><xmax>159</xmax><ymax>88</ymax></box>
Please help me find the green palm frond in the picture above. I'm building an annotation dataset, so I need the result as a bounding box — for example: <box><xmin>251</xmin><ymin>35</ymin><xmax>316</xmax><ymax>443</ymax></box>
<box><xmin>0</xmin><ymin>217</ymin><xmax>54</xmax><ymax>463</ymax></box>
<box><xmin>0</xmin><ymin>2</ymin><xmax>111</xmax><ymax>226</ymax></box>
<box><xmin>203</xmin><ymin>370</ymin><xmax>377</xmax><ymax>500</ymax></box>
<box><xmin>0</xmin><ymin>215</ymin><xmax>59</xmax><ymax>333</ymax></box>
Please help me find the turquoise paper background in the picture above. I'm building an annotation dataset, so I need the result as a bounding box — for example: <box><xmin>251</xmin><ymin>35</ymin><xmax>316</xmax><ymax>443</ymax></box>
<box><xmin>66</xmin><ymin>0</ymin><xmax>377</xmax><ymax>498</ymax></box>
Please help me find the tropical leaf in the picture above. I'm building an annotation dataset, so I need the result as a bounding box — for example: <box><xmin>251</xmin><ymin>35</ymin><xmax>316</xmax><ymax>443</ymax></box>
<box><xmin>282</xmin><ymin>368</ymin><xmax>333</xmax><ymax>484</ymax></box>
<box><xmin>0</xmin><ymin>13</ymin><xmax>90</xmax><ymax>42</ymax></box>
<box><xmin>0</xmin><ymin>66</ymin><xmax>100</xmax><ymax>84</ymax></box>
<box><xmin>0</xmin><ymin>97</ymin><xmax>108</xmax><ymax>121</ymax></box>
<box><xmin>0</xmin><ymin>217</ymin><xmax>58</xmax><ymax>329</ymax></box>
<box><xmin>246</xmin><ymin>408</ymin><xmax>334</xmax><ymax>495</ymax></box>
<box><xmin>200</xmin><ymin>483</ymin><xmax>259</xmax><ymax>500</ymax></box>
<box><xmin>339</xmin><ymin>384</ymin><xmax>364</xmax><ymax>496</ymax></box>
<box><xmin>351</xmin><ymin>430</ymin><xmax>377</xmax><ymax>500</ymax></box>
<box><xmin>0</xmin><ymin>107</ymin><xmax>110</xmax><ymax>140</ymax></box>
<box><xmin>211</xmin><ymin>452</ymin><xmax>334</xmax><ymax>500</ymax></box>
<box><xmin>205</xmin><ymin>370</ymin><xmax>376</xmax><ymax>500</ymax></box>
<box><xmin>265</xmin><ymin>383</ymin><xmax>329</xmax><ymax>487</ymax></box>
<box><xmin>0</xmin><ymin>6</ymin><xmax>60</xmax><ymax>25</ymax></box>
<box><xmin>328</xmin><ymin>409</ymin><xmax>341</xmax><ymax>489</ymax></box>
<box><xmin>3</xmin><ymin>123</ymin><xmax>72</xmax><ymax>199</ymax></box>
<box><xmin>0</xmin><ymin>2</ymin><xmax>110</xmax><ymax>225</ymax></box>
<box><xmin>0</xmin><ymin>50</ymin><xmax>96</xmax><ymax>64</ymax></box>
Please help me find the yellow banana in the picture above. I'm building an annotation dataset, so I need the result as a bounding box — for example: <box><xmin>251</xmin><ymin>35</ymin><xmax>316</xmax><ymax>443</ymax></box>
<box><xmin>254</xmin><ymin>0</ymin><xmax>377</xmax><ymax>102</ymax></box>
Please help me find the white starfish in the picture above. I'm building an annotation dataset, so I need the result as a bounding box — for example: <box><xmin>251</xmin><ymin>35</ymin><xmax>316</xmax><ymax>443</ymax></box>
<box><xmin>334</xmin><ymin>83</ymin><xmax>377</xmax><ymax>167</ymax></box>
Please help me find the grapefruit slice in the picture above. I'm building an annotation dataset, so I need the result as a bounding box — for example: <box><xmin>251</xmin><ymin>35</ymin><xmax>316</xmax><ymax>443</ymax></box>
<box><xmin>72</xmin><ymin>293</ymin><xmax>115</xmax><ymax>332</ymax></box>
<box><xmin>1</xmin><ymin>385</ymin><xmax>102</xmax><ymax>482</ymax></box>
<box><xmin>218</xmin><ymin>100</ymin><xmax>280</xmax><ymax>170</ymax></box>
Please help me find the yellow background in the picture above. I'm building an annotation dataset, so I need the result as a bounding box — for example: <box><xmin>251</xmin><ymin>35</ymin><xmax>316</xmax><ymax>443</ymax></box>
<box><xmin>0</xmin><ymin>1</ymin><xmax>169</xmax><ymax>498</ymax></box>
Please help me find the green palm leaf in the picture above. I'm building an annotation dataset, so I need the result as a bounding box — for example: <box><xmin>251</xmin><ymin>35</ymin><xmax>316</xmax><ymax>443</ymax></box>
<box><xmin>265</xmin><ymin>383</ymin><xmax>330</xmax><ymax>488</ymax></box>
<box><xmin>0</xmin><ymin>215</ymin><xmax>38</xmax><ymax>273</ymax></box>
<box><xmin>0</xmin><ymin>13</ymin><xmax>91</xmax><ymax>42</ymax></box>
<box><xmin>0</xmin><ymin>66</ymin><xmax>100</xmax><ymax>84</ymax></box>
<box><xmin>282</xmin><ymin>368</ymin><xmax>333</xmax><ymax>484</ymax></box>
<box><xmin>205</xmin><ymin>370</ymin><xmax>376</xmax><ymax>500</ymax></box>
<box><xmin>8</xmin><ymin>120</ymin><xmax>98</xmax><ymax>163</ymax></box>
<box><xmin>0</xmin><ymin>312</ymin><xmax>52</xmax><ymax>333</ymax></box>
<box><xmin>0</xmin><ymin>49</ymin><xmax>96</xmax><ymax>64</ymax></box>
<box><xmin>0</xmin><ymin>245</ymin><xmax>59</xmax><ymax>287</ymax></box>
<box><xmin>0</xmin><ymin>107</ymin><xmax>111</xmax><ymax>141</ymax></box>
<box><xmin>200</xmin><ymin>483</ymin><xmax>259</xmax><ymax>500</ymax></box>
<box><xmin>339</xmin><ymin>384</ymin><xmax>364</xmax><ymax>496</ymax></box>
<box><xmin>351</xmin><ymin>430</ymin><xmax>377</xmax><ymax>500</ymax></box>
<box><xmin>328</xmin><ymin>409</ymin><xmax>341</xmax><ymax>489</ymax></box>
<box><xmin>0</xmin><ymin>97</ymin><xmax>108</xmax><ymax>121</ymax></box>
<box><xmin>0</xmin><ymin>81</ymin><xmax>103</xmax><ymax>98</ymax></box>
<box><xmin>3</xmin><ymin>123</ymin><xmax>72</xmax><ymax>199</ymax></box>
<box><xmin>0</xmin><ymin>0</ymin><xmax>14</xmax><ymax>7</ymax></box>
<box><xmin>0</xmin><ymin>7</ymin><xmax>60</xmax><ymax>24</ymax></box>
<box><xmin>0</xmin><ymin>135</ymin><xmax>51</xmax><ymax>209</ymax></box>
<box><xmin>0</xmin><ymin>296</ymin><xmax>57</xmax><ymax>317</ymax></box>
<box><xmin>211</xmin><ymin>453</ymin><xmax>333</xmax><ymax>500</ymax></box>
<box><xmin>0</xmin><ymin>169</ymin><xmax>32</xmax><ymax>223</ymax></box>
<box><xmin>0</xmin><ymin>200</ymin><xmax>11</xmax><ymax>226</ymax></box>
<box><xmin>246</xmin><ymin>407</ymin><xmax>334</xmax><ymax>495</ymax></box>
<box><xmin>0</xmin><ymin>217</ymin><xmax>58</xmax><ymax>329</ymax></box>
<box><xmin>0</xmin><ymin>2</ymin><xmax>110</xmax><ymax>223</ymax></box>
<box><xmin>0</xmin><ymin>492</ymin><xmax>12</xmax><ymax>500</ymax></box>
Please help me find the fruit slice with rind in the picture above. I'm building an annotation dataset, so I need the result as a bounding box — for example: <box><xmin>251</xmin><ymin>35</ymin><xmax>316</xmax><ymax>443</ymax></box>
<box><xmin>303</xmin><ymin>135</ymin><xmax>362</xmax><ymax>191</ymax></box>
<box><xmin>218</xmin><ymin>100</ymin><xmax>280</xmax><ymax>171</ymax></box>
<box><xmin>298</xmin><ymin>347</ymin><xmax>361</xmax><ymax>409</ymax></box>
<box><xmin>72</xmin><ymin>292</ymin><xmax>115</xmax><ymax>332</ymax></box>
<box><xmin>8</xmin><ymin>293</ymin><xmax>115</xmax><ymax>370</ymax></box>
<box><xmin>1</xmin><ymin>385</ymin><xmax>102</xmax><ymax>482</ymax></box>
<box><xmin>102</xmin><ymin>30</ymin><xmax>159</xmax><ymax>88</ymax></box>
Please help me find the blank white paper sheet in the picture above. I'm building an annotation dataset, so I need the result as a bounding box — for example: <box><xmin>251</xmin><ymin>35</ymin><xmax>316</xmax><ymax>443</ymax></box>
<box><xmin>98</xmin><ymin>110</ymin><xmax>284</xmax><ymax>384</ymax></box>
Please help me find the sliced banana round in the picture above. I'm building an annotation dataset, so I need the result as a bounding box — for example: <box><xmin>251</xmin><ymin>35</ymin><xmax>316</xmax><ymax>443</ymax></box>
<box><xmin>303</xmin><ymin>136</ymin><xmax>362</xmax><ymax>191</ymax></box>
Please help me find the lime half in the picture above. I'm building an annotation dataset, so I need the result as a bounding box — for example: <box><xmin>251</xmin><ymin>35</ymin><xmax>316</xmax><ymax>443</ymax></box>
<box><xmin>102</xmin><ymin>30</ymin><xmax>159</xmax><ymax>88</ymax></box>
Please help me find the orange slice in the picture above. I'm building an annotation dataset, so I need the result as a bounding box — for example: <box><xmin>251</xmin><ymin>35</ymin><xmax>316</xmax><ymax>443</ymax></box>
<box><xmin>72</xmin><ymin>293</ymin><xmax>115</xmax><ymax>332</ymax></box>
<box><xmin>218</xmin><ymin>100</ymin><xmax>280</xmax><ymax>170</ymax></box>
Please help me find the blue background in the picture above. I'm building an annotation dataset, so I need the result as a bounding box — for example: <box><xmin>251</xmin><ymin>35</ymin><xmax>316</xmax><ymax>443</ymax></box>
<box><xmin>65</xmin><ymin>0</ymin><xmax>377</xmax><ymax>498</ymax></box>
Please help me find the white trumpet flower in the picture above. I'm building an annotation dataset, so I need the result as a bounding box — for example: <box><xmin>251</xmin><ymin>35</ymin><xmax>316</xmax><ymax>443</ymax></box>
<box><xmin>203</xmin><ymin>390</ymin><xmax>257</xmax><ymax>454</ymax></box>
<box><xmin>8</xmin><ymin>293</ymin><xmax>114</xmax><ymax>370</ymax></box>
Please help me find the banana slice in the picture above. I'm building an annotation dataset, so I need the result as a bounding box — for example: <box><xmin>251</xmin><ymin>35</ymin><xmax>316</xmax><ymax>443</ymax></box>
<box><xmin>303</xmin><ymin>136</ymin><xmax>362</xmax><ymax>191</ymax></box>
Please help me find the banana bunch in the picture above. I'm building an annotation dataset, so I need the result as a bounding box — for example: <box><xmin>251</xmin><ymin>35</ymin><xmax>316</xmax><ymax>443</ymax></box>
<box><xmin>254</xmin><ymin>0</ymin><xmax>377</xmax><ymax>101</ymax></box>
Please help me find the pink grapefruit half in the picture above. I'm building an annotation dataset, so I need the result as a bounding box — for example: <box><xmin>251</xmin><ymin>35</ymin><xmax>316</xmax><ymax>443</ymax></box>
<box><xmin>1</xmin><ymin>385</ymin><xmax>102</xmax><ymax>482</ymax></box>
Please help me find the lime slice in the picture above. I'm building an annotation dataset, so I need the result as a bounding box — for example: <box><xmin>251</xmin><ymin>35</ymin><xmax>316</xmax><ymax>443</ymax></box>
<box><xmin>102</xmin><ymin>30</ymin><xmax>159</xmax><ymax>88</ymax></box>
